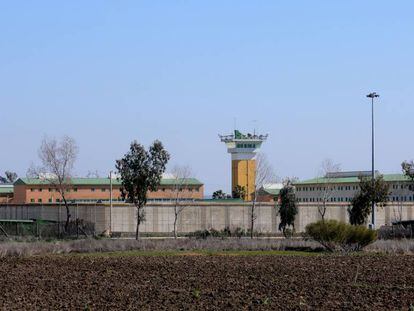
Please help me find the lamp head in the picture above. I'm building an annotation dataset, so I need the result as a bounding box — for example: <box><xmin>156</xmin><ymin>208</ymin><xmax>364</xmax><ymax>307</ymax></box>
<box><xmin>366</xmin><ymin>92</ymin><xmax>379</xmax><ymax>98</ymax></box>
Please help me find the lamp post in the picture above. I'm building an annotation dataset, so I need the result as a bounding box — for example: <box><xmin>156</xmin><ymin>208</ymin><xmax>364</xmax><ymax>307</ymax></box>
<box><xmin>366</xmin><ymin>92</ymin><xmax>379</xmax><ymax>229</ymax></box>
<box><xmin>109</xmin><ymin>170</ymin><xmax>113</xmax><ymax>235</ymax></box>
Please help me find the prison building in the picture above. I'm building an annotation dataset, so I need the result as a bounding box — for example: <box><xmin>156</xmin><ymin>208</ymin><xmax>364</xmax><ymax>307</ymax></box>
<box><xmin>294</xmin><ymin>171</ymin><xmax>413</xmax><ymax>204</ymax></box>
<box><xmin>12</xmin><ymin>177</ymin><xmax>204</xmax><ymax>204</ymax></box>
<box><xmin>0</xmin><ymin>184</ymin><xmax>13</xmax><ymax>203</ymax></box>
<box><xmin>257</xmin><ymin>183</ymin><xmax>283</xmax><ymax>202</ymax></box>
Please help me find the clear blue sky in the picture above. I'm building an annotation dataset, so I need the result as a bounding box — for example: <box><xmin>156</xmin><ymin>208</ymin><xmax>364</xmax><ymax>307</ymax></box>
<box><xmin>1</xmin><ymin>1</ymin><xmax>413</xmax><ymax>194</ymax></box>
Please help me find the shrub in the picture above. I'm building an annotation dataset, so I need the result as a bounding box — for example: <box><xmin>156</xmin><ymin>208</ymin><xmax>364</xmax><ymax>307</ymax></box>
<box><xmin>187</xmin><ymin>227</ymin><xmax>250</xmax><ymax>239</ymax></box>
<box><xmin>378</xmin><ymin>225</ymin><xmax>413</xmax><ymax>240</ymax></box>
<box><xmin>305</xmin><ymin>220</ymin><xmax>377</xmax><ymax>252</ymax></box>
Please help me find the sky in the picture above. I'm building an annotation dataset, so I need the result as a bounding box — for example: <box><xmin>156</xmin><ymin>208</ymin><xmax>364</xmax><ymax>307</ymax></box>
<box><xmin>1</xmin><ymin>1</ymin><xmax>413</xmax><ymax>195</ymax></box>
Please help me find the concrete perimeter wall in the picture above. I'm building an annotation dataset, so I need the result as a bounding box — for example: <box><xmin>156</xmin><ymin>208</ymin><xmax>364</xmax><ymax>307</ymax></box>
<box><xmin>1</xmin><ymin>202</ymin><xmax>413</xmax><ymax>235</ymax></box>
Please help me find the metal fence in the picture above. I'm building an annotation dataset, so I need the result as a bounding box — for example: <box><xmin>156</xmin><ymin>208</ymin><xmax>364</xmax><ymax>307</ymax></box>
<box><xmin>0</xmin><ymin>219</ymin><xmax>95</xmax><ymax>238</ymax></box>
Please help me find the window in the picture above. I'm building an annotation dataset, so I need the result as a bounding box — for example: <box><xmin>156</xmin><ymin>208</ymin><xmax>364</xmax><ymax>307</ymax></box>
<box><xmin>66</xmin><ymin>189</ymin><xmax>70</xmax><ymax>192</ymax></box>
<box><xmin>30</xmin><ymin>198</ymin><xmax>35</xmax><ymax>203</ymax></box>
<box><xmin>48</xmin><ymin>198</ymin><xmax>52</xmax><ymax>203</ymax></box>
<box><xmin>48</xmin><ymin>188</ymin><xmax>52</xmax><ymax>192</ymax></box>
<box><xmin>38</xmin><ymin>199</ymin><xmax>42</xmax><ymax>203</ymax></box>
<box><xmin>162</xmin><ymin>188</ymin><xmax>166</xmax><ymax>192</ymax></box>
<box><xmin>56</xmin><ymin>198</ymin><xmax>60</xmax><ymax>202</ymax></box>
<box><xmin>30</xmin><ymin>188</ymin><xmax>34</xmax><ymax>192</ymax></box>
<box><xmin>101</xmin><ymin>189</ymin><xmax>106</xmax><ymax>192</ymax></box>
<box><xmin>91</xmin><ymin>188</ymin><xmax>95</xmax><ymax>192</ymax></box>
<box><xmin>74</xmin><ymin>188</ymin><xmax>78</xmax><ymax>192</ymax></box>
<box><xmin>39</xmin><ymin>188</ymin><xmax>43</xmax><ymax>192</ymax></box>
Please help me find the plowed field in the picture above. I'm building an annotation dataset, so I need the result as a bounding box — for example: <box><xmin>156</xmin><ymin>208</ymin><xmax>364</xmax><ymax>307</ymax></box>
<box><xmin>1</xmin><ymin>253</ymin><xmax>413</xmax><ymax>310</ymax></box>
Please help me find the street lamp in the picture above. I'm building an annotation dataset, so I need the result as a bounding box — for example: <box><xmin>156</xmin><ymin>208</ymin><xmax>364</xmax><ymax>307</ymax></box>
<box><xmin>366</xmin><ymin>92</ymin><xmax>379</xmax><ymax>229</ymax></box>
<box><xmin>109</xmin><ymin>170</ymin><xmax>113</xmax><ymax>235</ymax></box>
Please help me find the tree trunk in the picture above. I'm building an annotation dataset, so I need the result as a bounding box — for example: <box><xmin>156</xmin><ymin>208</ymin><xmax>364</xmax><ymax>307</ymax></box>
<box><xmin>173</xmin><ymin>214</ymin><xmax>178</xmax><ymax>239</ymax></box>
<box><xmin>62</xmin><ymin>194</ymin><xmax>71</xmax><ymax>233</ymax></box>
<box><xmin>173</xmin><ymin>195</ymin><xmax>180</xmax><ymax>239</ymax></box>
<box><xmin>173</xmin><ymin>203</ymin><xmax>178</xmax><ymax>239</ymax></box>
<box><xmin>135</xmin><ymin>206</ymin><xmax>140</xmax><ymax>240</ymax></box>
<box><xmin>250</xmin><ymin>201</ymin><xmax>255</xmax><ymax>239</ymax></box>
<box><xmin>321</xmin><ymin>201</ymin><xmax>326</xmax><ymax>222</ymax></box>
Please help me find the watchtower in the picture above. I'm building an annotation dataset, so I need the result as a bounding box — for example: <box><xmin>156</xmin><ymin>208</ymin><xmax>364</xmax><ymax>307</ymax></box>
<box><xmin>219</xmin><ymin>130</ymin><xmax>268</xmax><ymax>201</ymax></box>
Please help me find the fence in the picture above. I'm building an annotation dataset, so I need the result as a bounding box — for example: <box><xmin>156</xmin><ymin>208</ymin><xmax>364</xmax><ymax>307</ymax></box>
<box><xmin>0</xmin><ymin>219</ymin><xmax>95</xmax><ymax>238</ymax></box>
<box><xmin>1</xmin><ymin>202</ymin><xmax>414</xmax><ymax>237</ymax></box>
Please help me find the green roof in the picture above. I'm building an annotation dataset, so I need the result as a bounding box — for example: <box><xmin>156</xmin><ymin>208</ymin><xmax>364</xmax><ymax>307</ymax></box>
<box><xmin>294</xmin><ymin>174</ymin><xmax>411</xmax><ymax>185</ymax></box>
<box><xmin>15</xmin><ymin>177</ymin><xmax>203</xmax><ymax>186</ymax></box>
<box><xmin>262</xmin><ymin>188</ymin><xmax>281</xmax><ymax>196</ymax></box>
<box><xmin>202</xmin><ymin>198</ymin><xmax>244</xmax><ymax>203</ymax></box>
<box><xmin>0</xmin><ymin>185</ymin><xmax>13</xmax><ymax>194</ymax></box>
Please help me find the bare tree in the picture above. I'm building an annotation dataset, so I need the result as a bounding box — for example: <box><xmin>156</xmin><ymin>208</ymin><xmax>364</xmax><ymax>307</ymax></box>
<box><xmin>250</xmin><ymin>153</ymin><xmax>276</xmax><ymax>238</ymax></box>
<box><xmin>316</xmin><ymin>159</ymin><xmax>341</xmax><ymax>221</ymax></box>
<box><xmin>170</xmin><ymin>165</ymin><xmax>193</xmax><ymax>239</ymax></box>
<box><xmin>28</xmin><ymin>136</ymin><xmax>78</xmax><ymax>231</ymax></box>
<box><xmin>86</xmin><ymin>170</ymin><xmax>100</xmax><ymax>178</ymax></box>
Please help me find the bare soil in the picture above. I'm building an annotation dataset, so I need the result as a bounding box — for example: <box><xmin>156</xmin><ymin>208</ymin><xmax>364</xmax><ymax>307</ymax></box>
<box><xmin>1</xmin><ymin>253</ymin><xmax>413</xmax><ymax>310</ymax></box>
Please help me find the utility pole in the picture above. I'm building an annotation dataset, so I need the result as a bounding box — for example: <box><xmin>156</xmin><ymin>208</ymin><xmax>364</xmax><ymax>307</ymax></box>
<box><xmin>109</xmin><ymin>170</ymin><xmax>113</xmax><ymax>235</ymax></box>
<box><xmin>366</xmin><ymin>92</ymin><xmax>379</xmax><ymax>229</ymax></box>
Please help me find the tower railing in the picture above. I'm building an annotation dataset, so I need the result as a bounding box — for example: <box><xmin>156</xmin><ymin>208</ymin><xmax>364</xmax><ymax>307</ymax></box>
<box><xmin>219</xmin><ymin>133</ymin><xmax>268</xmax><ymax>142</ymax></box>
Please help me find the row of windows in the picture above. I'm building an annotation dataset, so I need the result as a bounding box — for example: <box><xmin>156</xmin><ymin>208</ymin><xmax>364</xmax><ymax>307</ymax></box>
<box><xmin>236</xmin><ymin>143</ymin><xmax>257</xmax><ymax>148</ymax></box>
<box><xmin>298</xmin><ymin>196</ymin><xmax>414</xmax><ymax>203</ymax></box>
<box><xmin>30</xmin><ymin>197</ymin><xmax>124</xmax><ymax>203</ymax></box>
<box><xmin>298</xmin><ymin>183</ymin><xmax>413</xmax><ymax>192</ymax></box>
<box><xmin>392</xmin><ymin>184</ymin><xmax>413</xmax><ymax>190</ymax></box>
<box><xmin>298</xmin><ymin>197</ymin><xmax>353</xmax><ymax>203</ymax></box>
<box><xmin>297</xmin><ymin>185</ymin><xmax>358</xmax><ymax>192</ymax></box>
<box><xmin>29</xmin><ymin>187</ymin><xmax>200</xmax><ymax>193</ymax></box>
<box><xmin>29</xmin><ymin>197</ymin><xmax>200</xmax><ymax>204</ymax></box>
<box><xmin>392</xmin><ymin>196</ymin><xmax>413</xmax><ymax>202</ymax></box>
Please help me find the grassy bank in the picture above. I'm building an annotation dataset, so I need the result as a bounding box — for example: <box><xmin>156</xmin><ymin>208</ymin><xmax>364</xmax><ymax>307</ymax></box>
<box><xmin>1</xmin><ymin>237</ymin><xmax>413</xmax><ymax>258</ymax></box>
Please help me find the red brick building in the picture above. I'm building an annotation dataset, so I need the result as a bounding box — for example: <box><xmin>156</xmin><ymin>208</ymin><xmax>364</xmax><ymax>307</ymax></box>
<box><xmin>0</xmin><ymin>184</ymin><xmax>13</xmax><ymax>203</ymax></box>
<box><xmin>13</xmin><ymin>177</ymin><xmax>204</xmax><ymax>204</ymax></box>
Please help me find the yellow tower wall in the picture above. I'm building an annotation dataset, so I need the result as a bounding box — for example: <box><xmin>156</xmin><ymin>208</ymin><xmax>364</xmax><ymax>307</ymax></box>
<box><xmin>232</xmin><ymin>159</ymin><xmax>256</xmax><ymax>201</ymax></box>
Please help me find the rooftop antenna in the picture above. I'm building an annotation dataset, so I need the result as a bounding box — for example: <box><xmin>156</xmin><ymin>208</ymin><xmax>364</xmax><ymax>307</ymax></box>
<box><xmin>252</xmin><ymin>119</ymin><xmax>258</xmax><ymax>136</ymax></box>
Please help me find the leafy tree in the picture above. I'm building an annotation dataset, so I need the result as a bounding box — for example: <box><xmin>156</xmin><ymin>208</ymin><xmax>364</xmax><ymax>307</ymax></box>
<box><xmin>278</xmin><ymin>179</ymin><xmax>298</xmax><ymax>237</ymax></box>
<box><xmin>5</xmin><ymin>171</ymin><xmax>18</xmax><ymax>183</ymax></box>
<box><xmin>0</xmin><ymin>171</ymin><xmax>18</xmax><ymax>183</ymax></box>
<box><xmin>402</xmin><ymin>160</ymin><xmax>414</xmax><ymax>191</ymax></box>
<box><xmin>402</xmin><ymin>161</ymin><xmax>414</xmax><ymax>179</ymax></box>
<box><xmin>348</xmin><ymin>175</ymin><xmax>390</xmax><ymax>225</ymax></box>
<box><xmin>116</xmin><ymin>140</ymin><xmax>170</xmax><ymax>240</ymax></box>
<box><xmin>232</xmin><ymin>185</ymin><xmax>246</xmax><ymax>200</ymax></box>
<box><xmin>212</xmin><ymin>190</ymin><xmax>226</xmax><ymax>199</ymax></box>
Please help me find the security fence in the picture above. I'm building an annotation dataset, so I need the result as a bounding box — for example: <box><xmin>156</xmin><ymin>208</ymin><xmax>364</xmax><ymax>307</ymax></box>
<box><xmin>0</xmin><ymin>219</ymin><xmax>95</xmax><ymax>238</ymax></box>
<box><xmin>1</xmin><ymin>202</ymin><xmax>414</xmax><ymax>238</ymax></box>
